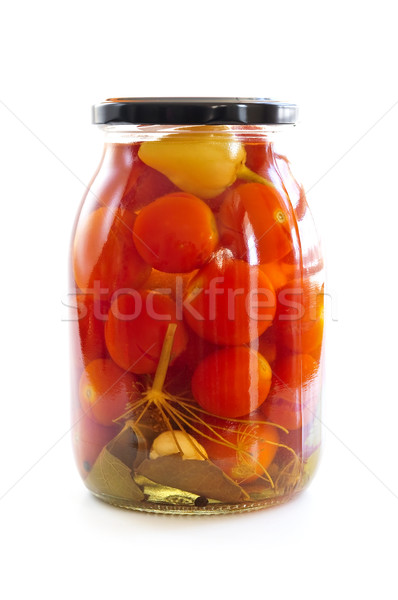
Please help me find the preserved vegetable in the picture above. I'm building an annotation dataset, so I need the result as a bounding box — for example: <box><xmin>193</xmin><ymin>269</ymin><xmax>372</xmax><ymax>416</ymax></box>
<box><xmin>70</xmin><ymin>99</ymin><xmax>324</xmax><ymax>513</ymax></box>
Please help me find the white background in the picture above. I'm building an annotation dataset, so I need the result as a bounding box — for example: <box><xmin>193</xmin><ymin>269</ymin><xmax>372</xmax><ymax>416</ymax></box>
<box><xmin>1</xmin><ymin>1</ymin><xmax>397</xmax><ymax>598</ymax></box>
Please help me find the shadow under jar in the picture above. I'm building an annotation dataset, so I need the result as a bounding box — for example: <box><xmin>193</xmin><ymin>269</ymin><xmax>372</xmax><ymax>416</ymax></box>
<box><xmin>69</xmin><ymin>98</ymin><xmax>324</xmax><ymax>514</ymax></box>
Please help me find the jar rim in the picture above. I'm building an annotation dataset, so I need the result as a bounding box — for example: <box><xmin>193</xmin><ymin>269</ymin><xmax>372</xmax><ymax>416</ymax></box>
<box><xmin>92</xmin><ymin>97</ymin><xmax>298</xmax><ymax>126</ymax></box>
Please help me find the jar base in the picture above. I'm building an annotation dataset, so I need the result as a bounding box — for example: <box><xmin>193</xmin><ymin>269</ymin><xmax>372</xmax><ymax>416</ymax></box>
<box><xmin>89</xmin><ymin>488</ymin><xmax>303</xmax><ymax>515</ymax></box>
<box><xmin>84</xmin><ymin>450</ymin><xmax>319</xmax><ymax>515</ymax></box>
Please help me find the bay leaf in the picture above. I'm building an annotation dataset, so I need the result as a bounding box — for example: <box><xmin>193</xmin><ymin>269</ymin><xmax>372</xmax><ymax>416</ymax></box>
<box><xmin>86</xmin><ymin>448</ymin><xmax>145</xmax><ymax>501</ymax></box>
<box><xmin>136</xmin><ymin>456</ymin><xmax>249</xmax><ymax>503</ymax></box>
<box><xmin>107</xmin><ymin>420</ymin><xmax>149</xmax><ymax>469</ymax></box>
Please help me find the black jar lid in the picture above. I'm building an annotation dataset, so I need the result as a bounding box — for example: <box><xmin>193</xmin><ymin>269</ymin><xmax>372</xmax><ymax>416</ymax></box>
<box><xmin>92</xmin><ymin>97</ymin><xmax>298</xmax><ymax>126</ymax></box>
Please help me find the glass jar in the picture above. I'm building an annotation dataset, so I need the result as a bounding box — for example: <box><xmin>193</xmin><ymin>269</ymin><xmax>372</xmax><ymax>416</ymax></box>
<box><xmin>70</xmin><ymin>98</ymin><xmax>324</xmax><ymax>514</ymax></box>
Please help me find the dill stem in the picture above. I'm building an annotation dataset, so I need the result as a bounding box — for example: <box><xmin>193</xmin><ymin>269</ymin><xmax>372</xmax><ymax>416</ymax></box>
<box><xmin>151</xmin><ymin>323</ymin><xmax>177</xmax><ymax>392</ymax></box>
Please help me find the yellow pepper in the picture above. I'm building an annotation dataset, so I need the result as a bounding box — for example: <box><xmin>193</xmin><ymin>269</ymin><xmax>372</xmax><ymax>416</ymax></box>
<box><xmin>138</xmin><ymin>126</ymin><xmax>271</xmax><ymax>199</ymax></box>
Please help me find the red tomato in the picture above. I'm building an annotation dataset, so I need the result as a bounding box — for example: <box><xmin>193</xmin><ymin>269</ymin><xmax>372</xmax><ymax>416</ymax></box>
<box><xmin>201</xmin><ymin>179</ymin><xmax>243</xmax><ymax>213</ymax></box>
<box><xmin>164</xmin><ymin>329</ymin><xmax>220</xmax><ymax>398</ymax></box>
<box><xmin>142</xmin><ymin>269</ymin><xmax>196</xmax><ymax>302</ymax></box>
<box><xmin>255</xmin><ymin>326</ymin><xmax>277</xmax><ymax>366</ymax></box>
<box><xmin>72</xmin><ymin>410</ymin><xmax>121</xmax><ymax>478</ymax></box>
<box><xmin>191</xmin><ymin>346</ymin><xmax>272</xmax><ymax>418</ymax></box>
<box><xmin>244</xmin><ymin>143</ymin><xmax>308</xmax><ymax>222</ymax></box>
<box><xmin>260</xmin><ymin>354</ymin><xmax>319</xmax><ymax>430</ymax></box>
<box><xmin>279</xmin><ymin>314</ymin><xmax>324</xmax><ymax>356</ymax></box>
<box><xmin>261</xmin><ymin>394</ymin><xmax>302</xmax><ymax>430</ymax></box>
<box><xmin>73</xmin><ymin>207</ymin><xmax>151</xmax><ymax>296</ymax></box>
<box><xmin>121</xmin><ymin>152</ymin><xmax>180</xmax><ymax>212</ymax></box>
<box><xmin>79</xmin><ymin>358</ymin><xmax>139</xmax><ymax>426</ymax></box>
<box><xmin>88</xmin><ymin>144</ymin><xmax>178</xmax><ymax>212</ymax></box>
<box><xmin>133</xmin><ymin>192</ymin><xmax>219</xmax><ymax>273</ymax></box>
<box><xmin>275</xmin><ymin>276</ymin><xmax>323</xmax><ymax>323</ymax></box>
<box><xmin>87</xmin><ymin>143</ymin><xmax>137</xmax><ymax>212</ymax></box>
<box><xmin>259</xmin><ymin>258</ymin><xmax>300</xmax><ymax>292</ymax></box>
<box><xmin>184</xmin><ymin>252</ymin><xmax>276</xmax><ymax>346</ymax></box>
<box><xmin>172</xmin><ymin>328</ymin><xmax>219</xmax><ymax>372</ymax></box>
<box><xmin>273</xmin><ymin>353</ymin><xmax>318</xmax><ymax>388</ymax></box>
<box><xmin>244</xmin><ymin>140</ymin><xmax>274</xmax><ymax>174</ymax></box>
<box><xmin>274</xmin><ymin>277</ymin><xmax>324</xmax><ymax>355</ymax></box>
<box><xmin>72</xmin><ymin>294</ymin><xmax>110</xmax><ymax>365</ymax></box>
<box><xmin>273</xmin><ymin>153</ymin><xmax>308</xmax><ymax>221</ymax></box>
<box><xmin>105</xmin><ymin>291</ymin><xmax>188</xmax><ymax>374</ymax></box>
<box><xmin>197</xmin><ymin>416</ymin><xmax>279</xmax><ymax>484</ymax></box>
<box><xmin>261</xmin><ymin>392</ymin><xmax>321</xmax><ymax>432</ymax></box>
<box><xmin>217</xmin><ymin>183</ymin><xmax>294</xmax><ymax>264</ymax></box>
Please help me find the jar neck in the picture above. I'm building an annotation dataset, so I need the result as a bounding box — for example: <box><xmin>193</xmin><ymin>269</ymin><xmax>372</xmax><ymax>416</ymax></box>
<box><xmin>99</xmin><ymin>123</ymin><xmax>295</xmax><ymax>145</ymax></box>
